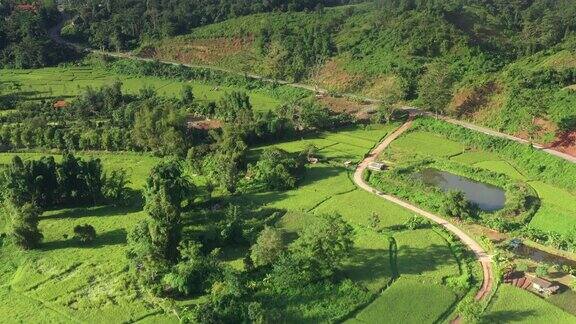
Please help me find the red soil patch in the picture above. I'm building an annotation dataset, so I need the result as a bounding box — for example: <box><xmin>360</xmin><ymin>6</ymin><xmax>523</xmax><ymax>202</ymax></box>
<box><xmin>548</xmin><ymin>130</ymin><xmax>576</xmax><ymax>157</ymax></box>
<box><xmin>53</xmin><ymin>100</ymin><xmax>69</xmax><ymax>109</ymax></box>
<box><xmin>449</xmin><ymin>81</ymin><xmax>501</xmax><ymax>118</ymax></box>
<box><xmin>317</xmin><ymin>95</ymin><xmax>376</xmax><ymax>120</ymax></box>
<box><xmin>314</xmin><ymin>59</ymin><xmax>364</xmax><ymax>93</ymax></box>
<box><xmin>15</xmin><ymin>3</ymin><xmax>38</xmax><ymax>13</ymax></box>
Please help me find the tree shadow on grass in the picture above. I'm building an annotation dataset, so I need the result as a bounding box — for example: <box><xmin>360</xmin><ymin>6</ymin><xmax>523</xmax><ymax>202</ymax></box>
<box><xmin>343</xmin><ymin>247</ymin><xmax>391</xmax><ymax>287</ymax></box>
<box><xmin>395</xmin><ymin>243</ymin><xmax>459</xmax><ymax>276</ymax></box>
<box><xmin>42</xmin><ymin>204</ymin><xmax>142</xmax><ymax>220</ymax></box>
<box><xmin>41</xmin><ymin>228</ymin><xmax>127</xmax><ymax>251</ymax></box>
<box><xmin>480</xmin><ymin>310</ymin><xmax>537</xmax><ymax>323</ymax></box>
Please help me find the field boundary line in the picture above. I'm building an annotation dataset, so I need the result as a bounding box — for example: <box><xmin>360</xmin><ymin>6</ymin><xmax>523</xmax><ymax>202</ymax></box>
<box><xmin>352</xmin><ymin>120</ymin><xmax>495</xmax><ymax>303</ymax></box>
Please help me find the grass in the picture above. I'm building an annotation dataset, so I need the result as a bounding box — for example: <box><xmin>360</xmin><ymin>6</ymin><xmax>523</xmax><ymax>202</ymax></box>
<box><xmin>527</xmin><ymin>181</ymin><xmax>576</xmax><ymax>235</ymax></box>
<box><xmin>346</xmin><ymin>278</ymin><xmax>457</xmax><ymax>324</ymax></box>
<box><xmin>549</xmin><ymin>289</ymin><xmax>576</xmax><ymax>315</ymax></box>
<box><xmin>482</xmin><ymin>285</ymin><xmax>575</xmax><ymax>323</ymax></box>
<box><xmin>0</xmin><ymin>66</ymin><xmax>283</xmax><ymax>112</ymax></box>
<box><xmin>387</xmin><ymin>128</ymin><xmax>576</xmax><ymax>235</ymax></box>
<box><xmin>388</xmin><ymin>131</ymin><xmax>466</xmax><ymax>159</ymax></box>
<box><xmin>0</xmin><ymin>124</ymin><xmax>465</xmax><ymax>322</ymax></box>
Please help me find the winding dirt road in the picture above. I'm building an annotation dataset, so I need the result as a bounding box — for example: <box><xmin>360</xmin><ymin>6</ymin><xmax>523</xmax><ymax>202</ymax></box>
<box><xmin>353</xmin><ymin>120</ymin><xmax>494</xmax><ymax>301</ymax></box>
<box><xmin>46</xmin><ymin>13</ymin><xmax>576</xmax><ymax>165</ymax></box>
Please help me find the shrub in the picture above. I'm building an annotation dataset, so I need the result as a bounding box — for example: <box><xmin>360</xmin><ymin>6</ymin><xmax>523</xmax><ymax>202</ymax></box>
<box><xmin>404</xmin><ymin>215</ymin><xmax>430</xmax><ymax>230</ymax></box>
<box><xmin>73</xmin><ymin>224</ymin><xmax>96</xmax><ymax>244</ymax></box>
<box><xmin>535</xmin><ymin>263</ymin><xmax>549</xmax><ymax>277</ymax></box>
<box><xmin>516</xmin><ymin>262</ymin><xmax>529</xmax><ymax>272</ymax></box>
<box><xmin>441</xmin><ymin>191</ymin><xmax>475</xmax><ymax>220</ymax></box>
<box><xmin>250</xmin><ymin>226</ymin><xmax>285</xmax><ymax>267</ymax></box>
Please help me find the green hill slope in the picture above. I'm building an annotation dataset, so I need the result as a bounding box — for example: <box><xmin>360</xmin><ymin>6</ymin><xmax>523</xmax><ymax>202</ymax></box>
<box><xmin>138</xmin><ymin>1</ymin><xmax>576</xmax><ymax>148</ymax></box>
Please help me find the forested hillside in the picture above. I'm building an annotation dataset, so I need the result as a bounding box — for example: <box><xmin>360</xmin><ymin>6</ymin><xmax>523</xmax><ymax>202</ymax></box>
<box><xmin>0</xmin><ymin>0</ymin><xmax>70</xmax><ymax>68</ymax></box>
<box><xmin>126</xmin><ymin>0</ymin><xmax>576</xmax><ymax>149</ymax></box>
<box><xmin>59</xmin><ymin>0</ymin><xmax>362</xmax><ymax>51</ymax></box>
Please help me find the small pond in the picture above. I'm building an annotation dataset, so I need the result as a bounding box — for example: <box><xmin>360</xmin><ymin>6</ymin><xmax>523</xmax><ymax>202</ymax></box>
<box><xmin>417</xmin><ymin>168</ymin><xmax>506</xmax><ymax>212</ymax></box>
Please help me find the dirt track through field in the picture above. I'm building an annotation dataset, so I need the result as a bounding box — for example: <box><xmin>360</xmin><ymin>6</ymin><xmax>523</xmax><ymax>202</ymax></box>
<box><xmin>352</xmin><ymin>120</ymin><xmax>494</xmax><ymax>302</ymax></box>
<box><xmin>48</xmin><ymin>12</ymin><xmax>575</xmax><ymax>164</ymax></box>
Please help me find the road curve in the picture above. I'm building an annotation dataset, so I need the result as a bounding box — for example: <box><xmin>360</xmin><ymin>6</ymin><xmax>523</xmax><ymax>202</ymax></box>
<box><xmin>353</xmin><ymin>121</ymin><xmax>494</xmax><ymax>301</ymax></box>
<box><xmin>47</xmin><ymin>13</ymin><xmax>576</xmax><ymax>164</ymax></box>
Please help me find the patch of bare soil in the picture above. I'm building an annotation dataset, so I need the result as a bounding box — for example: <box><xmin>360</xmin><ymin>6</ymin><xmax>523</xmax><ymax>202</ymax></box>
<box><xmin>313</xmin><ymin>59</ymin><xmax>364</xmax><ymax>93</ymax></box>
<box><xmin>548</xmin><ymin>130</ymin><xmax>576</xmax><ymax>157</ymax></box>
<box><xmin>142</xmin><ymin>36</ymin><xmax>254</xmax><ymax>65</ymax></box>
<box><xmin>187</xmin><ymin>117</ymin><xmax>223</xmax><ymax>130</ymax></box>
<box><xmin>449</xmin><ymin>81</ymin><xmax>501</xmax><ymax>118</ymax></box>
<box><xmin>317</xmin><ymin>95</ymin><xmax>377</xmax><ymax>120</ymax></box>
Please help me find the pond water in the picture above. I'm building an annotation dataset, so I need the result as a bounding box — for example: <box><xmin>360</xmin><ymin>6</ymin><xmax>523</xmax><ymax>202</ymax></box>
<box><xmin>417</xmin><ymin>168</ymin><xmax>506</xmax><ymax>212</ymax></box>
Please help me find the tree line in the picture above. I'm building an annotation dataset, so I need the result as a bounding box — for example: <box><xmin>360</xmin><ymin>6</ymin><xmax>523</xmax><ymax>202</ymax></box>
<box><xmin>1</xmin><ymin>79</ymin><xmax>351</xmax><ymax>156</ymax></box>
<box><xmin>0</xmin><ymin>0</ymin><xmax>72</xmax><ymax>68</ymax></box>
<box><xmin>62</xmin><ymin>0</ymin><xmax>361</xmax><ymax>51</ymax></box>
<box><xmin>126</xmin><ymin>160</ymin><xmax>359</xmax><ymax>322</ymax></box>
<box><xmin>0</xmin><ymin>153</ymin><xmax>129</xmax><ymax>249</ymax></box>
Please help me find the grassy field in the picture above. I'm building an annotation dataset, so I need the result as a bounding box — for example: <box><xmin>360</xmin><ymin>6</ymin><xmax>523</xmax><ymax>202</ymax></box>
<box><xmin>0</xmin><ymin>152</ymin><xmax>163</xmax><ymax>323</ymax></box>
<box><xmin>482</xmin><ymin>285</ymin><xmax>575</xmax><ymax>323</ymax></box>
<box><xmin>243</xmin><ymin>124</ymin><xmax>466</xmax><ymax>320</ymax></box>
<box><xmin>347</xmin><ymin>278</ymin><xmax>457</xmax><ymax>324</ymax></box>
<box><xmin>385</xmin><ymin>128</ymin><xmax>576</xmax><ymax>235</ymax></box>
<box><xmin>0</xmin><ymin>125</ymin><xmax>466</xmax><ymax>322</ymax></box>
<box><xmin>0</xmin><ymin>66</ymin><xmax>283</xmax><ymax>112</ymax></box>
<box><xmin>386</xmin><ymin>131</ymin><xmax>466</xmax><ymax>159</ymax></box>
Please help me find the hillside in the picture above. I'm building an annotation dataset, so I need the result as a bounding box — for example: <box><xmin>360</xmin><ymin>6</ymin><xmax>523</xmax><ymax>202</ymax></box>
<box><xmin>137</xmin><ymin>1</ymin><xmax>576</xmax><ymax>152</ymax></box>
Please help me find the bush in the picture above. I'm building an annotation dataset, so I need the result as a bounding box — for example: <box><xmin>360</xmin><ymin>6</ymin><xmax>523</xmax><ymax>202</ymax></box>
<box><xmin>535</xmin><ymin>263</ymin><xmax>549</xmax><ymax>277</ymax></box>
<box><xmin>404</xmin><ymin>215</ymin><xmax>430</xmax><ymax>230</ymax></box>
<box><xmin>250</xmin><ymin>226</ymin><xmax>285</xmax><ymax>267</ymax></box>
<box><xmin>516</xmin><ymin>262</ymin><xmax>529</xmax><ymax>272</ymax></box>
<box><xmin>441</xmin><ymin>190</ymin><xmax>475</xmax><ymax>220</ymax></box>
<box><xmin>73</xmin><ymin>224</ymin><xmax>96</xmax><ymax>244</ymax></box>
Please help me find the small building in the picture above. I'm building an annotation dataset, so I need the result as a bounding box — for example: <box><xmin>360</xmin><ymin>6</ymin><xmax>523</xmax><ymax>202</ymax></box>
<box><xmin>368</xmin><ymin>162</ymin><xmax>387</xmax><ymax>172</ymax></box>
<box><xmin>53</xmin><ymin>100</ymin><xmax>69</xmax><ymax>109</ymax></box>
<box><xmin>529</xmin><ymin>275</ymin><xmax>560</xmax><ymax>296</ymax></box>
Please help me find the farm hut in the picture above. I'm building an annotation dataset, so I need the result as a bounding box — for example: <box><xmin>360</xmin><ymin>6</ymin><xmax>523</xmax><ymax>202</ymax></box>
<box><xmin>53</xmin><ymin>100</ymin><xmax>69</xmax><ymax>109</ymax></box>
<box><xmin>529</xmin><ymin>275</ymin><xmax>560</xmax><ymax>296</ymax></box>
<box><xmin>368</xmin><ymin>162</ymin><xmax>387</xmax><ymax>171</ymax></box>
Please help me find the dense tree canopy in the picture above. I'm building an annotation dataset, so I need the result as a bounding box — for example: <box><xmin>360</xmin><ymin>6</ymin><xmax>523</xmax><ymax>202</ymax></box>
<box><xmin>62</xmin><ymin>0</ymin><xmax>361</xmax><ymax>51</ymax></box>
<box><xmin>0</xmin><ymin>0</ymin><xmax>70</xmax><ymax>68</ymax></box>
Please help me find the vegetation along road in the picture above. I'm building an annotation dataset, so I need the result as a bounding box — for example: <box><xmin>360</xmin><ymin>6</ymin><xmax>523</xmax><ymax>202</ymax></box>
<box><xmin>353</xmin><ymin>120</ymin><xmax>494</xmax><ymax>301</ymax></box>
<box><xmin>48</xmin><ymin>12</ymin><xmax>575</xmax><ymax>165</ymax></box>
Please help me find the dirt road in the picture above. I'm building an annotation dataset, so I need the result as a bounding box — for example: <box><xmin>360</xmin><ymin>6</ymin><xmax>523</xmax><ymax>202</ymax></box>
<box><xmin>47</xmin><ymin>13</ymin><xmax>576</xmax><ymax>164</ymax></box>
<box><xmin>353</xmin><ymin>121</ymin><xmax>494</xmax><ymax>301</ymax></box>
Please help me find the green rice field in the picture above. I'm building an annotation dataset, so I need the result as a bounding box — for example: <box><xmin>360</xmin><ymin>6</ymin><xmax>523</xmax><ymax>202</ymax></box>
<box><xmin>387</xmin><ymin>128</ymin><xmax>576</xmax><ymax>235</ymax></box>
<box><xmin>0</xmin><ymin>66</ymin><xmax>283</xmax><ymax>111</ymax></box>
<box><xmin>482</xmin><ymin>285</ymin><xmax>575</xmax><ymax>323</ymax></box>
<box><xmin>0</xmin><ymin>124</ymin><xmax>466</xmax><ymax>322</ymax></box>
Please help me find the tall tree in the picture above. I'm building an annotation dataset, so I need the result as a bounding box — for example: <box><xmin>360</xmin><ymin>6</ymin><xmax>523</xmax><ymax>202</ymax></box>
<box><xmin>418</xmin><ymin>62</ymin><xmax>454</xmax><ymax>116</ymax></box>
